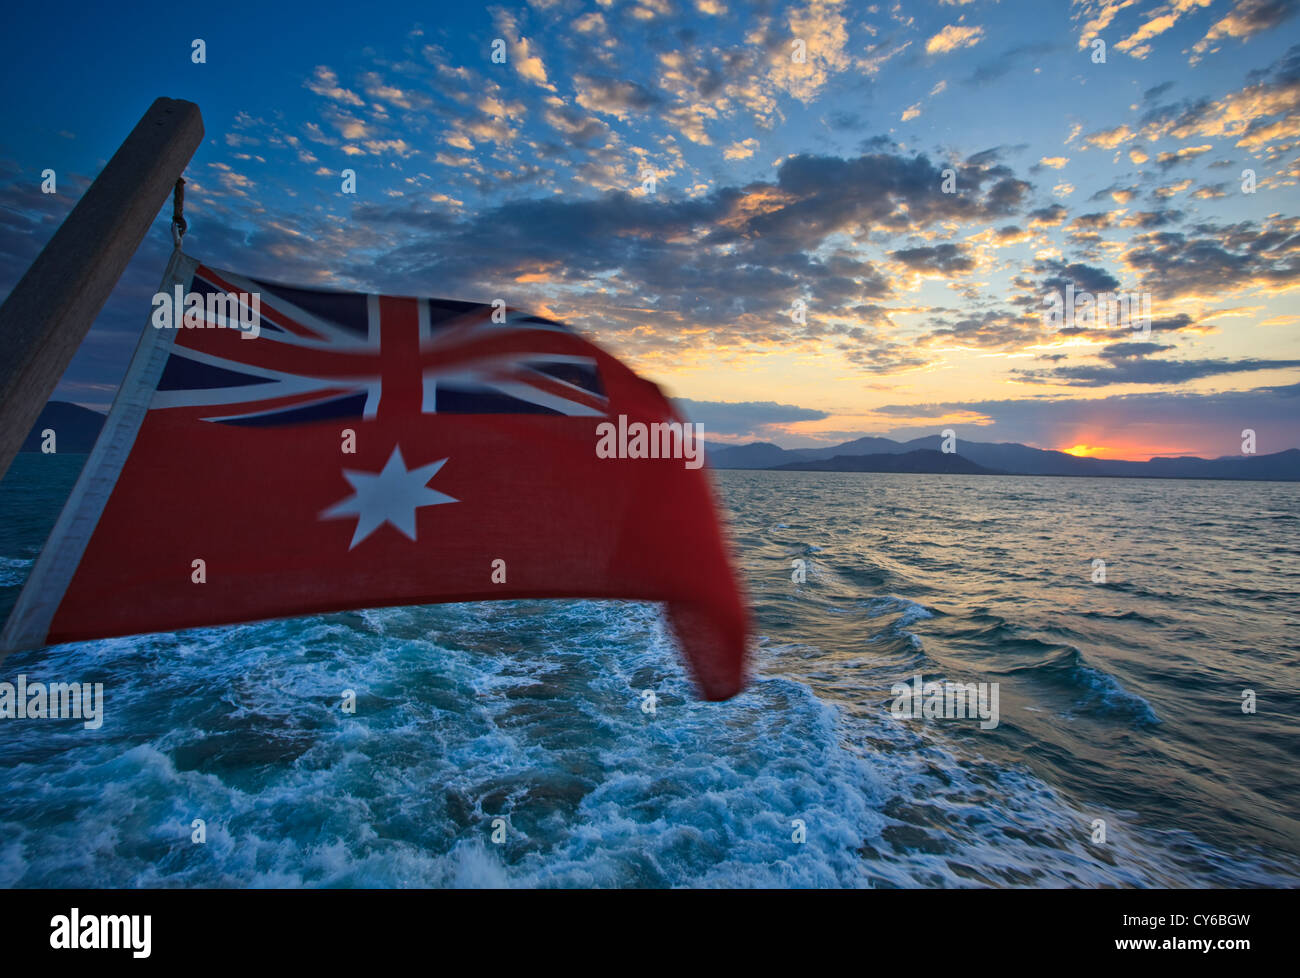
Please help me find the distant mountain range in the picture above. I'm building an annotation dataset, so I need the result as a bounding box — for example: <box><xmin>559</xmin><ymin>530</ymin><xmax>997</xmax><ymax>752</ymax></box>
<box><xmin>20</xmin><ymin>402</ymin><xmax>1300</xmax><ymax>481</ymax></box>
<box><xmin>772</xmin><ymin>449</ymin><xmax>1001</xmax><ymax>475</ymax></box>
<box><xmin>711</xmin><ymin>433</ymin><xmax>1300</xmax><ymax>481</ymax></box>
<box><xmin>21</xmin><ymin>401</ymin><xmax>105</xmax><ymax>452</ymax></box>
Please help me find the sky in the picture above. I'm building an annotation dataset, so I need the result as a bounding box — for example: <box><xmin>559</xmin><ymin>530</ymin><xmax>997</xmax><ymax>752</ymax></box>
<box><xmin>1</xmin><ymin>0</ymin><xmax>1298</xmax><ymax>460</ymax></box>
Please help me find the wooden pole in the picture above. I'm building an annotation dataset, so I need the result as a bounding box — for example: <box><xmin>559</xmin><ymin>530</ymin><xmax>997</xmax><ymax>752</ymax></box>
<box><xmin>0</xmin><ymin>97</ymin><xmax>204</xmax><ymax>480</ymax></box>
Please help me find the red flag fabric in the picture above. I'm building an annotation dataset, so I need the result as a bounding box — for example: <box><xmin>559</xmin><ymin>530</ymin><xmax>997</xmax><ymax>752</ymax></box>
<box><xmin>1</xmin><ymin>256</ymin><xmax>750</xmax><ymax>700</ymax></box>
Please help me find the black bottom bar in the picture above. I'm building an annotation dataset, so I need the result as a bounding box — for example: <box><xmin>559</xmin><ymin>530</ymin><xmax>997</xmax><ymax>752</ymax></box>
<box><xmin>0</xmin><ymin>887</ymin><xmax>1288</xmax><ymax>964</ymax></box>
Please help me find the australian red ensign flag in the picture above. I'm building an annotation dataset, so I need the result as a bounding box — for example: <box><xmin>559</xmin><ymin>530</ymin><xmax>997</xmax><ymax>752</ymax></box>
<box><xmin>1</xmin><ymin>256</ymin><xmax>750</xmax><ymax>699</ymax></box>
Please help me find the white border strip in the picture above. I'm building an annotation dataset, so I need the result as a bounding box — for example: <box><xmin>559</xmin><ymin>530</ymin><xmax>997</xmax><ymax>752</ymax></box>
<box><xmin>0</xmin><ymin>251</ymin><xmax>199</xmax><ymax>659</ymax></box>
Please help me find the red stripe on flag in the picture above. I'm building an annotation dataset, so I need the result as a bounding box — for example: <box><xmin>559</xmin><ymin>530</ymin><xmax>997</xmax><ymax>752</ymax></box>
<box><xmin>377</xmin><ymin>297</ymin><xmax>421</xmax><ymax>418</ymax></box>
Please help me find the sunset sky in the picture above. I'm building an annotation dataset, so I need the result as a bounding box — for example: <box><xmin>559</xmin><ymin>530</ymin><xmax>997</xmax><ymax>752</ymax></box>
<box><xmin>1</xmin><ymin>0</ymin><xmax>1298</xmax><ymax>460</ymax></box>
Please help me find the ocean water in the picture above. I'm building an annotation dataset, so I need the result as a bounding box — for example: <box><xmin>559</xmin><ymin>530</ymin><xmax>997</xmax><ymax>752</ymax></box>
<box><xmin>0</xmin><ymin>456</ymin><xmax>1297</xmax><ymax>887</ymax></box>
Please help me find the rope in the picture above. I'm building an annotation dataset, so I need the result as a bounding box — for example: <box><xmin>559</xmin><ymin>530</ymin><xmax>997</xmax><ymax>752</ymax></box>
<box><xmin>170</xmin><ymin>178</ymin><xmax>186</xmax><ymax>249</ymax></box>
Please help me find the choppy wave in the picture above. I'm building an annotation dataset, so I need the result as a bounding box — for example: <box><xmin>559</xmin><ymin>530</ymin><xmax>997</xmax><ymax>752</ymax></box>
<box><xmin>0</xmin><ymin>556</ymin><xmax>32</xmax><ymax>588</ymax></box>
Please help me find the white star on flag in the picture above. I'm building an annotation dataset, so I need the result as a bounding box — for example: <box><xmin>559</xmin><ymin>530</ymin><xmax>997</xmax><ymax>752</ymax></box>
<box><xmin>320</xmin><ymin>445</ymin><xmax>458</xmax><ymax>549</ymax></box>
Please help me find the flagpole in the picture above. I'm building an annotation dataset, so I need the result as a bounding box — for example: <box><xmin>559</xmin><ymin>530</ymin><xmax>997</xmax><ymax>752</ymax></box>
<box><xmin>0</xmin><ymin>97</ymin><xmax>204</xmax><ymax>480</ymax></box>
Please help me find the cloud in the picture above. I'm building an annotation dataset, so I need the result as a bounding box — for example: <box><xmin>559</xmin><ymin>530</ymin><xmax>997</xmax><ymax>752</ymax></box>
<box><xmin>858</xmin><ymin>38</ymin><xmax>913</xmax><ymax>77</ymax></box>
<box><xmin>1082</xmin><ymin>124</ymin><xmax>1137</xmax><ymax>149</ymax></box>
<box><xmin>261</xmin><ymin>144</ymin><xmax>1037</xmax><ymax>373</ymax></box>
<box><xmin>359</xmin><ymin>72</ymin><xmax>429</xmax><ymax>111</ymax></box>
<box><xmin>1028</xmin><ymin>204</ymin><xmax>1069</xmax><ymax>227</ymax></box>
<box><xmin>1014</xmin><ymin>343</ymin><xmax>1300</xmax><ymax>387</ymax></box>
<box><xmin>1075</xmin><ymin>0</ymin><xmax>1143</xmax><ymax>52</ymax></box>
<box><xmin>1070</xmin><ymin>211</ymin><xmax>1114</xmax><ymax>230</ymax></box>
<box><xmin>1121</xmin><ymin>216</ymin><xmax>1300</xmax><ymax>299</ymax></box>
<box><xmin>1192</xmin><ymin>0</ymin><xmax>1300</xmax><ymax>63</ymax></box>
<box><xmin>841</xmin><ymin>339</ymin><xmax>935</xmax><ymax>375</ymax></box>
<box><xmin>1036</xmin><ymin>260</ymin><xmax>1123</xmax><ymax>295</ymax></box>
<box><xmin>723</xmin><ymin>137</ymin><xmax>760</xmax><ymax>160</ymax></box>
<box><xmin>767</xmin><ymin>0</ymin><xmax>853</xmax><ymax>101</ymax></box>
<box><xmin>574</xmin><ymin>75</ymin><xmax>664</xmax><ymax>121</ymax></box>
<box><xmin>542</xmin><ymin>102</ymin><xmax>612</xmax><ymax>147</ymax></box>
<box><xmin>1136</xmin><ymin>44</ymin><xmax>1300</xmax><ymax>150</ymax></box>
<box><xmin>890</xmin><ymin>244</ymin><xmax>975</xmax><ymax>276</ymax></box>
<box><xmin>926</xmin><ymin>24</ymin><xmax>985</xmax><ymax>55</ymax></box>
<box><xmin>1054</xmin><ymin>312</ymin><xmax>1206</xmax><ymax>343</ymax></box>
<box><xmin>306</xmin><ymin>66</ymin><xmax>364</xmax><ymax>106</ymax></box>
<box><xmin>494</xmin><ymin>8</ymin><xmax>556</xmax><ymax>90</ymax></box>
<box><xmin>922</xmin><ymin>308</ymin><xmax>1042</xmax><ymax>350</ymax></box>
<box><xmin>1116</xmin><ymin>0</ymin><xmax>1217</xmax><ymax>60</ymax></box>
<box><xmin>674</xmin><ymin>398</ymin><xmax>829</xmax><ymax>437</ymax></box>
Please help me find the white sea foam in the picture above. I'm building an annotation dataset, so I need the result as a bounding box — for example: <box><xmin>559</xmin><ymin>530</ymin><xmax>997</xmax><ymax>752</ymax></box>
<box><xmin>1</xmin><ymin>599</ymin><xmax>1292</xmax><ymax>888</ymax></box>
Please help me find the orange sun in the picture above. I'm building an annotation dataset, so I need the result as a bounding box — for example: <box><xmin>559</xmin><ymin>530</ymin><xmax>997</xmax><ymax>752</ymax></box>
<box><xmin>1062</xmin><ymin>444</ymin><xmax>1108</xmax><ymax>457</ymax></box>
